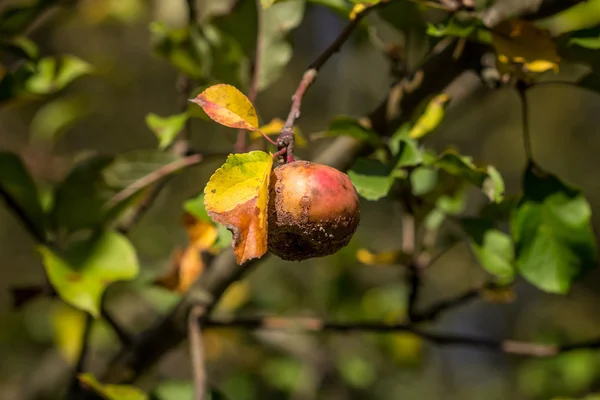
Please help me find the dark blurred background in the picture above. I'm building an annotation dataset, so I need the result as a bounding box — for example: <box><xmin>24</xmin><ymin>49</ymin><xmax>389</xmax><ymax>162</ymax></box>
<box><xmin>2</xmin><ymin>0</ymin><xmax>600</xmax><ymax>399</ymax></box>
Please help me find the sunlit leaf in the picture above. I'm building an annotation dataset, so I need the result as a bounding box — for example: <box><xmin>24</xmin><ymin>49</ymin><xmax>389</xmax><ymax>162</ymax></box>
<box><xmin>145</xmin><ymin>112</ymin><xmax>189</xmax><ymax>150</ymax></box>
<box><xmin>491</xmin><ymin>19</ymin><xmax>560</xmax><ymax>74</ymax></box>
<box><xmin>427</xmin><ymin>16</ymin><xmax>490</xmax><ymax>42</ymax></box>
<box><xmin>432</xmin><ymin>151</ymin><xmax>505</xmax><ymax>202</ymax></box>
<box><xmin>155</xmin><ymin>213</ymin><xmax>218</xmax><ymax>293</ymax></box>
<box><xmin>568</xmin><ymin>27</ymin><xmax>600</xmax><ymax>49</ymax></box>
<box><xmin>215</xmin><ymin>281</ymin><xmax>251</xmax><ymax>313</ymax></box>
<box><xmin>348</xmin><ymin>158</ymin><xmax>395</xmax><ymax>201</ymax></box>
<box><xmin>52</xmin><ymin>301</ymin><xmax>87</xmax><ymax>364</ymax></box>
<box><xmin>388</xmin><ymin>332</ymin><xmax>423</xmax><ymax>366</ymax></box>
<box><xmin>462</xmin><ymin>218</ymin><xmax>516</xmax><ymax>284</ymax></box>
<box><xmin>190</xmin><ymin>84</ymin><xmax>259</xmax><ymax>131</ymax></box>
<box><xmin>30</xmin><ymin>96</ymin><xmax>89</xmax><ymax>144</ymax></box>
<box><xmin>0</xmin><ymin>152</ymin><xmax>46</xmax><ymax>240</ymax></box>
<box><xmin>511</xmin><ymin>164</ymin><xmax>597</xmax><ymax>294</ymax></box>
<box><xmin>408</xmin><ymin>94</ymin><xmax>451</xmax><ymax>139</ymax></box>
<box><xmin>26</xmin><ymin>55</ymin><xmax>92</xmax><ymax>95</ymax></box>
<box><xmin>39</xmin><ymin>231</ymin><xmax>139</xmax><ymax>317</ymax></box>
<box><xmin>356</xmin><ymin>248</ymin><xmax>403</xmax><ymax>265</ymax></box>
<box><xmin>79</xmin><ymin>373</ymin><xmax>148</xmax><ymax>400</ymax></box>
<box><xmin>204</xmin><ymin>151</ymin><xmax>273</xmax><ymax>264</ymax></box>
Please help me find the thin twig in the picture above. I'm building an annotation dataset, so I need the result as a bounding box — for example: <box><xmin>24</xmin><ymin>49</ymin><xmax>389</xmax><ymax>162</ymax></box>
<box><xmin>516</xmin><ymin>80</ymin><xmax>533</xmax><ymax>162</ymax></box>
<box><xmin>107</xmin><ymin>153</ymin><xmax>203</xmax><ymax>210</ymax></box>
<box><xmin>412</xmin><ymin>282</ymin><xmax>492</xmax><ymax>322</ymax></box>
<box><xmin>189</xmin><ymin>305</ymin><xmax>207</xmax><ymax>400</ymax></box>
<box><xmin>235</xmin><ymin>0</ymin><xmax>263</xmax><ymax>153</ymax></box>
<box><xmin>202</xmin><ymin>315</ymin><xmax>600</xmax><ymax>357</ymax></box>
<box><xmin>277</xmin><ymin>2</ymin><xmax>387</xmax><ymax>162</ymax></box>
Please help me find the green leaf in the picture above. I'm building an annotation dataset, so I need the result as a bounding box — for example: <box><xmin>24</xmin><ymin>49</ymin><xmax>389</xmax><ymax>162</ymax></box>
<box><xmin>30</xmin><ymin>96</ymin><xmax>89</xmax><ymax>144</ymax></box>
<box><xmin>184</xmin><ymin>194</ymin><xmax>211</xmax><ymax>222</ymax></box>
<box><xmin>432</xmin><ymin>150</ymin><xmax>504</xmax><ymax>202</ymax></box>
<box><xmin>0</xmin><ymin>152</ymin><xmax>46</xmax><ymax>240</ymax></box>
<box><xmin>153</xmin><ymin>381</ymin><xmax>193</xmax><ymax>400</ymax></box>
<box><xmin>25</xmin><ymin>55</ymin><xmax>92</xmax><ymax>95</ymax></box>
<box><xmin>338</xmin><ymin>354</ymin><xmax>376</xmax><ymax>389</ymax></box>
<box><xmin>568</xmin><ymin>27</ymin><xmax>600</xmax><ymax>49</ymax></box>
<box><xmin>259</xmin><ymin>0</ymin><xmax>305</xmax><ymax>90</ymax></box>
<box><xmin>79</xmin><ymin>373</ymin><xmax>148</xmax><ymax>400</ymax></box>
<box><xmin>462</xmin><ymin>218</ymin><xmax>516</xmax><ymax>284</ymax></box>
<box><xmin>427</xmin><ymin>16</ymin><xmax>490</xmax><ymax>42</ymax></box>
<box><xmin>145</xmin><ymin>112</ymin><xmax>189</xmax><ymax>150</ymax></box>
<box><xmin>150</xmin><ymin>22</ymin><xmax>210</xmax><ymax>80</ymax></box>
<box><xmin>324</xmin><ymin>116</ymin><xmax>383</xmax><ymax>147</ymax></box>
<box><xmin>39</xmin><ymin>231</ymin><xmax>139</xmax><ymax>317</ymax></box>
<box><xmin>389</xmin><ymin>124</ymin><xmax>423</xmax><ymax>167</ymax></box>
<box><xmin>410</xmin><ymin>167</ymin><xmax>438</xmax><ymax>196</ymax></box>
<box><xmin>348</xmin><ymin>158</ymin><xmax>395</xmax><ymax>201</ymax></box>
<box><xmin>51</xmin><ymin>150</ymin><xmax>180</xmax><ymax>232</ymax></box>
<box><xmin>511</xmin><ymin>164</ymin><xmax>597</xmax><ymax>294</ymax></box>
<box><xmin>308</xmin><ymin>0</ymin><xmax>352</xmax><ymax>16</ymax></box>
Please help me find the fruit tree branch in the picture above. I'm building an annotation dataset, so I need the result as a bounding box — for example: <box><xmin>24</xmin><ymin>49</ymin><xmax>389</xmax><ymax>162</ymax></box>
<box><xmin>101</xmin><ymin>39</ymin><xmax>486</xmax><ymax>385</ymax></box>
<box><xmin>189</xmin><ymin>306</ymin><xmax>207</xmax><ymax>400</ymax></box>
<box><xmin>201</xmin><ymin>315</ymin><xmax>600</xmax><ymax>357</ymax></box>
<box><xmin>277</xmin><ymin>1</ymin><xmax>388</xmax><ymax>163</ymax></box>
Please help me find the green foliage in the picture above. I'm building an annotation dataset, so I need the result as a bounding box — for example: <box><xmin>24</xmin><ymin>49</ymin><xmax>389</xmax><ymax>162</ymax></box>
<box><xmin>25</xmin><ymin>55</ymin><xmax>92</xmax><ymax>95</ymax></box>
<box><xmin>0</xmin><ymin>152</ymin><xmax>46</xmax><ymax>240</ymax></box>
<box><xmin>348</xmin><ymin>158</ymin><xmax>395</xmax><ymax>201</ymax></box>
<box><xmin>462</xmin><ymin>218</ymin><xmax>516</xmax><ymax>284</ymax></box>
<box><xmin>324</xmin><ymin>116</ymin><xmax>384</xmax><ymax>147</ymax></box>
<box><xmin>78</xmin><ymin>373</ymin><xmax>148</xmax><ymax>400</ymax></box>
<box><xmin>568</xmin><ymin>27</ymin><xmax>600</xmax><ymax>49</ymax></box>
<box><xmin>145</xmin><ymin>112</ymin><xmax>189</xmax><ymax>149</ymax></box>
<box><xmin>39</xmin><ymin>231</ymin><xmax>139</xmax><ymax>317</ymax></box>
<box><xmin>30</xmin><ymin>96</ymin><xmax>89</xmax><ymax>144</ymax></box>
<box><xmin>427</xmin><ymin>15</ymin><xmax>490</xmax><ymax>42</ymax></box>
<box><xmin>51</xmin><ymin>150</ymin><xmax>179</xmax><ymax>232</ymax></box>
<box><xmin>511</xmin><ymin>164</ymin><xmax>597</xmax><ymax>294</ymax></box>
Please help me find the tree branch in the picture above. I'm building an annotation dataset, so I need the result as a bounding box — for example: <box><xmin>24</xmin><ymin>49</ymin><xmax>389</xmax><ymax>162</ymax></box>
<box><xmin>67</xmin><ymin>312</ymin><xmax>93</xmax><ymax>399</ymax></box>
<box><xmin>101</xmin><ymin>38</ymin><xmax>488</xmax><ymax>386</ymax></box>
<box><xmin>276</xmin><ymin>2</ymin><xmax>387</xmax><ymax>163</ymax></box>
<box><xmin>202</xmin><ymin>315</ymin><xmax>600</xmax><ymax>358</ymax></box>
<box><xmin>189</xmin><ymin>305</ymin><xmax>207</xmax><ymax>400</ymax></box>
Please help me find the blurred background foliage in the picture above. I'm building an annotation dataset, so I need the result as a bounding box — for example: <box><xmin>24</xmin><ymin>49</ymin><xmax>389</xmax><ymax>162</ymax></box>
<box><xmin>2</xmin><ymin>0</ymin><xmax>600</xmax><ymax>399</ymax></box>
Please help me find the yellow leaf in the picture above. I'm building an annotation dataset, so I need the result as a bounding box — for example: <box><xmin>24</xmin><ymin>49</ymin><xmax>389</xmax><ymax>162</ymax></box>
<box><xmin>155</xmin><ymin>213</ymin><xmax>218</xmax><ymax>293</ymax></box>
<box><xmin>350</xmin><ymin>1</ymin><xmax>380</xmax><ymax>20</ymax></box>
<box><xmin>190</xmin><ymin>84</ymin><xmax>259</xmax><ymax>131</ymax></box>
<box><xmin>481</xmin><ymin>286</ymin><xmax>516</xmax><ymax>303</ymax></box>
<box><xmin>216</xmin><ymin>281</ymin><xmax>250</xmax><ymax>313</ymax></box>
<box><xmin>356</xmin><ymin>248</ymin><xmax>402</xmax><ymax>265</ymax></box>
<box><xmin>409</xmin><ymin>94</ymin><xmax>450</xmax><ymax>139</ymax></box>
<box><xmin>204</xmin><ymin>151</ymin><xmax>273</xmax><ymax>265</ymax></box>
<box><xmin>52</xmin><ymin>301</ymin><xmax>87</xmax><ymax>364</ymax></box>
<box><xmin>491</xmin><ymin>19</ymin><xmax>560</xmax><ymax>74</ymax></box>
<box><xmin>79</xmin><ymin>373</ymin><xmax>148</xmax><ymax>400</ymax></box>
<box><xmin>388</xmin><ymin>333</ymin><xmax>423</xmax><ymax>366</ymax></box>
<box><xmin>250</xmin><ymin>118</ymin><xmax>308</xmax><ymax>148</ymax></box>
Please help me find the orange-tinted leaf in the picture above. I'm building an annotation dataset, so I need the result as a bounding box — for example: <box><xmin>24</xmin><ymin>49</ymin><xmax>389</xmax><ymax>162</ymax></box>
<box><xmin>189</xmin><ymin>84</ymin><xmax>259</xmax><ymax>131</ymax></box>
<box><xmin>155</xmin><ymin>213</ymin><xmax>218</xmax><ymax>293</ymax></box>
<box><xmin>356</xmin><ymin>248</ymin><xmax>404</xmax><ymax>265</ymax></box>
<box><xmin>204</xmin><ymin>151</ymin><xmax>273</xmax><ymax>265</ymax></box>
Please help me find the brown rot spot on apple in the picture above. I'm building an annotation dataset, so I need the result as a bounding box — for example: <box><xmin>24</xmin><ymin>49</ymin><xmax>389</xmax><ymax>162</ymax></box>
<box><xmin>267</xmin><ymin>160</ymin><xmax>361</xmax><ymax>261</ymax></box>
